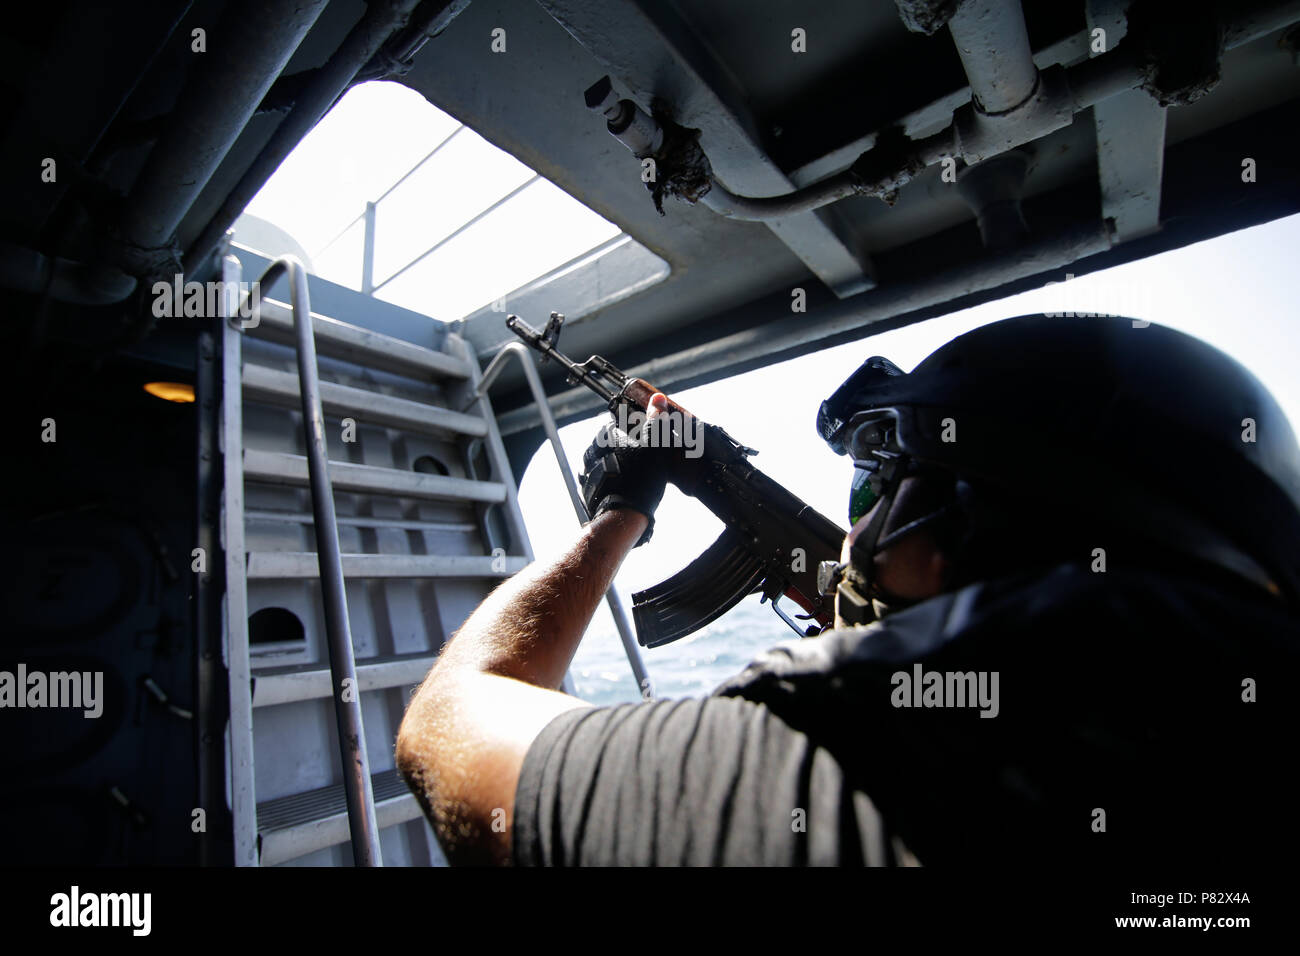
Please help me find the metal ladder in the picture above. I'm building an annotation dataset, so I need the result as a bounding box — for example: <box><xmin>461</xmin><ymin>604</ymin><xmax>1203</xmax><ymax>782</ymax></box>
<box><xmin>218</xmin><ymin>253</ymin><xmax>535</xmax><ymax>866</ymax></box>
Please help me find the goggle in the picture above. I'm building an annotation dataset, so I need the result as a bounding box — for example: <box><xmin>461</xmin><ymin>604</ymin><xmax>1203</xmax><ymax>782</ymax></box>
<box><xmin>819</xmin><ymin>355</ymin><xmax>910</xmax><ymax>526</ymax></box>
<box><xmin>845</xmin><ymin>419</ymin><xmax>899</xmax><ymax>526</ymax></box>
<box><xmin>817</xmin><ymin>355</ymin><xmax>905</xmax><ymax>455</ymax></box>
<box><xmin>849</xmin><ymin>464</ymin><xmax>880</xmax><ymax>527</ymax></box>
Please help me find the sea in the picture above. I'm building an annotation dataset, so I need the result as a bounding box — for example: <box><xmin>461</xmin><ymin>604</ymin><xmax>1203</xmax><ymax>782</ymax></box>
<box><xmin>567</xmin><ymin>594</ymin><xmax>805</xmax><ymax>705</ymax></box>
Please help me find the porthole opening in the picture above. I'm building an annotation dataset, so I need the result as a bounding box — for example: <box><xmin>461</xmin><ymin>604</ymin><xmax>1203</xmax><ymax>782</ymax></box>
<box><xmin>249</xmin><ymin>607</ymin><xmax>305</xmax><ymax>646</ymax></box>
<box><xmin>412</xmin><ymin>455</ymin><xmax>449</xmax><ymax>476</ymax></box>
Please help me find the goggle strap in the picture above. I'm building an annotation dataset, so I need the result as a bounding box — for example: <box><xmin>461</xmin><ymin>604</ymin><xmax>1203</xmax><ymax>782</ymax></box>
<box><xmin>874</xmin><ymin>500</ymin><xmax>960</xmax><ymax>552</ymax></box>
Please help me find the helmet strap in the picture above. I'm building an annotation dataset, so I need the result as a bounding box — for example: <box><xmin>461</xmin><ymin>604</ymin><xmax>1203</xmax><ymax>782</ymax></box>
<box><xmin>835</xmin><ymin>453</ymin><xmax>910</xmax><ymax>624</ymax></box>
<box><xmin>838</xmin><ymin>459</ymin><xmax>976</xmax><ymax>622</ymax></box>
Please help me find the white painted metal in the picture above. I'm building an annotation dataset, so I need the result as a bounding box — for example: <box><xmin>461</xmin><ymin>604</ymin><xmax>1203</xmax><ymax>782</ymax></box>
<box><xmin>476</xmin><ymin>341</ymin><xmax>653</xmax><ymax>699</ymax></box>
<box><xmin>223</xmin><ymin>265</ymin><xmax>541</xmax><ymax>865</ymax></box>
<box><xmin>243</xmin><ymin>449</ymin><xmax>506</xmax><ymax>503</ymax></box>
<box><xmin>258</xmin><ymin>256</ymin><xmax>383</xmax><ymax>867</ymax></box>
<box><xmin>256</xmin><ymin>769</ymin><xmax>423</xmax><ymax>866</ymax></box>
<box><xmin>247</xmin><ymin>551</ymin><xmax>529</xmax><ymax>579</ymax></box>
<box><xmin>249</xmin><ymin>297</ymin><xmax>470</xmax><ymax>380</ymax></box>
<box><xmin>445</xmin><ymin>334</ymin><xmax>535</xmax><ymax>561</ymax></box>
<box><xmin>241</xmin><ymin>361</ymin><xmax>488</xmax><ymax>437</ymax></box>
<box><xmin>245</xmin><ymin>509</ymin><xmax>477</xmax><ymax>533</ymax></box>
<box><xmin>253</xmin><ymin>653</ymin><xmax>439</xmax><ymax>708</ymax></box>
<box><xmin>220</xmin><ymin>254</ymin><xmax>259</xmax><ymax>867</ymax></box>
<box><xmin>1087</xmin><ymin>0</ymin><xmax>1166</xmax><ymax>242</ymax></box>
<box><xmin>444</xmin><ymin>333</ymin><xmax>582</xmax><ymax>695</ymax></box>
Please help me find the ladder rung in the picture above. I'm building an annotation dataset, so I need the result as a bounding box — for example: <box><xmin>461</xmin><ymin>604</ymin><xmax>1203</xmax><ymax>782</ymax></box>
<box><xmin>245</xmin><ymin>509</ymin><xmax>477</xmax><ymax>533</ymax></box>
<box><xmin>243</xmin><ymin>449</ymin><xmax>505</xmax><ymax>504</ymax></box>
<box><xmin>250</xmin><ymin>298</ymin><xmax>470</xmax><ymax>381</ymax></box>
<box><xmin>257</xmin><ymin>768</ymin><xmax>421</xmax><ymax>866</ymax></box>
<box><xmin>246</xmin><ymin>552</ymin><xmax>529</xmax><ymax>579</ymax></box>
<box><xmin>242</xmin><ymin>362</ymin><xmax>487</xmax><ymax>438</ymax></box>
<box><xmin>252</xmin><ymin>652</ymin><xmax>436</xmax><ymax>708</ymax></box>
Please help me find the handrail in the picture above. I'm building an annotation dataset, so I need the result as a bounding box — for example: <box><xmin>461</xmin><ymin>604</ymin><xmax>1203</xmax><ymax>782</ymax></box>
<box><xmin>373</xmin><ymin>175</ymin><xmax>541</xmax><ymax>294</ymax></box>
<box><xmin>239</xmin><ymin>256</ymin><xmax>383</xmax><ymax>866</ymax></box>
<box><xmin>476</xmin><ymin>342</ymin><xmax>654</xmax><ymax>700</ymax></box>
<box><xmin>220</xmin><ymin>255</ymin><xmax>257</xmax><ymax>866</ymax></box>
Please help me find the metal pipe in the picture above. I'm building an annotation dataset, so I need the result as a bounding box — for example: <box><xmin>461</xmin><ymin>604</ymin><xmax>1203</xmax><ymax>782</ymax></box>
<box><xmin>0</xmin><ymin>240</ymin><xmax>137</xmax><ymax>304</ymax></box>
<box><xmin>584</xmin><ymin>77</ymin><xmax>664</xmax><ymax>157</ymax></box>
<box><xmin>258</xmin><ymin>1</ymin><xmax>472</xmax><ymax>114</ymax></box>
<box><xmin>244</xmin><ymin>256</ymin><xmax>384</xmax><ymax>866</ymax></box>
<box><xmin>686</xmin><ymin>1</ymin><xmax>1300</xmax><ymax>222</ymax></box>
<box><xmin>361</xmin><ymin>0</ymin><xmax>474</xmax><ymax>78</ymax></box>
<box><xmin>361</xmin><ymin>201</ymin><xmax>376</xmax><ymax>295</ymax></box>
<box><xmin>1224</xmin><ymin>0</ymin><xmax>1300</xmax><ymax>46</ymax></box>
<box><xmin>955</xmin><ymin>150</ymin><xmax>1031</xmax><ymax>248</ymax></box>
<box><xmin>311</xmin><ymin>124</ymin><xmax>465</xmax><ymax>262</ymax></box>
<box><xmin>947</xmin><ymin>0</ymin><xmax>1039</xmax><ymax>114</ymax></box>
<box><xmin>701</xmin><ymin>172</ymin><xmax>860</xmax><ymax>222</ymax></box>
<box><xmin>114</xmin><ymin>0</ymin><xmax>328</xmax><ymax>276</ymax></box>
<box><xmin>184</xmin><ymin>0</ymin><xmax>426</xmax><ymax>275</ymax></box>
<box><xmin>374</xmin><ymin>175</ymin><xmax>540</xmax><ymax>293</ymax></box>
<box><xmin>476</xmin><ymin>342</ymin><xmax>654</xmax><ymax>700</ymax></box>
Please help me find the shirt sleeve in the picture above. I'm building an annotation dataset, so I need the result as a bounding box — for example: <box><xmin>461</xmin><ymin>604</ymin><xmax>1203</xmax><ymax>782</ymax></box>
<box><xmin>511</xmin><ymin>694</ymin><xmax>899</xmax><ymax>866</ymax></box>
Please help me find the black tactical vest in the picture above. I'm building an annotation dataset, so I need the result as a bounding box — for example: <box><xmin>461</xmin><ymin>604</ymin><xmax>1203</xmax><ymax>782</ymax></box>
<box><xmin>711</xmin><ymin>560</ymin><xmax>1300</xmax><ymax>865</ymax></box>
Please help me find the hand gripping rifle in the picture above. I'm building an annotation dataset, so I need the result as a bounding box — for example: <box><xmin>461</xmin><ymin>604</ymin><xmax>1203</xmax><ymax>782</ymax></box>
<box><xmin>508</xmin><ymin>312</ymin><xmax>846</xmax><ymax>647</ymax></box>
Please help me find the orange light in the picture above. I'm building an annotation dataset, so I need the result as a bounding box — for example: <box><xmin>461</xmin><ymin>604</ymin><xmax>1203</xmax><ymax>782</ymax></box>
<box><xmin>143</xmin><ymin>381</ymin><xmax>195</xmax><ymax>403</ymax></box>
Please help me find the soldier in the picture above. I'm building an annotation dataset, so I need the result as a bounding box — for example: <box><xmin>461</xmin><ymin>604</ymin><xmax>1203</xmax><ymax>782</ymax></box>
<box><xmin>397</xmin><ymin>315</ymin><xmax>1300</xmax><ymax>866</ymax></box>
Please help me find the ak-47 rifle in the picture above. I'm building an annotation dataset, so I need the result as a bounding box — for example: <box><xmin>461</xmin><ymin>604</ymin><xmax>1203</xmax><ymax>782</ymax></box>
<box><xmin>507</xmin><ymin>312</ymin><xmax>846</xmax><ymax>648</ymax></box>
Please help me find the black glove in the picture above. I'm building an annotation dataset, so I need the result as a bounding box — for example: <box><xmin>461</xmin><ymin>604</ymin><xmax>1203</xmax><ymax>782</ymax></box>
<box><xmin>579</xmin><ymin>419</ymin><xmax>671</xmax><ymax>547</ymax></box>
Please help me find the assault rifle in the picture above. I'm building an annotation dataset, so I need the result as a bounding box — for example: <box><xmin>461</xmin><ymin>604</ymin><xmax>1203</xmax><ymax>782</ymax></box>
<box><xmin>508</xmin><ymin>312</ymin><xmax>846</xmax><ymax>647</ymax></box>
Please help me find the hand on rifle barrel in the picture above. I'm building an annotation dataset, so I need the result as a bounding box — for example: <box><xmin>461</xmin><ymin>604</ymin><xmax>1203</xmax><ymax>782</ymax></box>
<box><xmin>579</xmin><ymin>392</ymin><xmax>703</xmax><ymax>547</ymax></box>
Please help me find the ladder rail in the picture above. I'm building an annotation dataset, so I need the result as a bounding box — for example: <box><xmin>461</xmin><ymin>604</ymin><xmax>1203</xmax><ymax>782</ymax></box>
<box><xmin>221</xmin><ymin>255</ymin><xmax>258</xmax><ymax>866</ymax></box>
<box><xmin>450</xmin><ymin>334</ymin><xmax>578</xmax><ymax>697</ymax></box>
<box><xmin>222</xmin><ymin>248</ymin><xmax>560</xmax><ymax>864</ymax></box>
<box><xmin>242</xmin><ymin>256</ymin><xmax>383</xmax><ymax>867</ymax></box>
<box><xmin>474</xmin><ymin>342</ymin><xmax>653</xmax><ymax>699</ymax></box>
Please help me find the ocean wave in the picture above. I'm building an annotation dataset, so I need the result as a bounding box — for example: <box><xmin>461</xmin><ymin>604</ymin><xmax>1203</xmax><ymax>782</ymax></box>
<box><xmin>570</xmin><ymin>598</ymin><xmax>800</xmax><ymax>706</ymax></box>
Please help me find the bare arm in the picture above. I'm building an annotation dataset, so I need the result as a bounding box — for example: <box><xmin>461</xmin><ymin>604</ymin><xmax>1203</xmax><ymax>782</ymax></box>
<box><xmin>395</xmin><ymin>507</ymin><xmax>647</xmax><ymax>865</ymax></box>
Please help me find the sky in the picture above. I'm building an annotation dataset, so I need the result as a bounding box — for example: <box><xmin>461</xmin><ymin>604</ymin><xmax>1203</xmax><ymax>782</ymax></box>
<box><xmin>517</xmin><ymin>213</ymin><xmax>1300</xmax><ymax>615</ymax></box>
<box><xmin>242</xmin><ymin>79</ymin><xmax>1300</xmax><ymax>684</ymax></box>
<box><xmin>243</xmin><ymin>81</ymin><xmax>620</xmax><ymax>321</ymax></box>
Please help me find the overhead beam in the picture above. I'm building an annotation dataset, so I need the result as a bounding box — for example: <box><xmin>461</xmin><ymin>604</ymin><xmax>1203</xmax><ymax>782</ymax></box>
<box><xmin>496</xmin><ymin>93</ymin><xmax>1300</xmax><ymax>440</ymax></box>
<box><xmin>1087</xmin><ymin>0</ymin><xmax>1166</xmax><ymax>241</ymax></box>
<box><xmin>496</xmin><ymin>218</ymin><xmax>1113</xmax><ymax>434</ymax></box>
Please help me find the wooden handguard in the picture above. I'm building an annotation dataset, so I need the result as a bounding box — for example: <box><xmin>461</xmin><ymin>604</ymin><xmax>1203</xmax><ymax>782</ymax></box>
<box><xmin>622</xmin><ymin>377</ymin><xmax>693</xmax><ymax>418</ymax></box>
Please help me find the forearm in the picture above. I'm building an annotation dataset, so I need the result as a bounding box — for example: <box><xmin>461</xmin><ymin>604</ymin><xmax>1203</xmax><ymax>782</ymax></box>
<box><xmin>396</xmin><ymin>418</ymin><xmax>663</xmax><ymax>863</ymax></box>
<box><xmin>432</xmin><ymin>508</ymin><xmax>647</xmax><ymax>690</ymax></box>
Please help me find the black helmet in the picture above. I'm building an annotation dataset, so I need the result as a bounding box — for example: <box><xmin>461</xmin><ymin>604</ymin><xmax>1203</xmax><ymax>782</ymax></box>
<box><xmin>818</xmin><ymin>314</ymin><xmax>1300</xmax><ymax>606</ymax></box>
